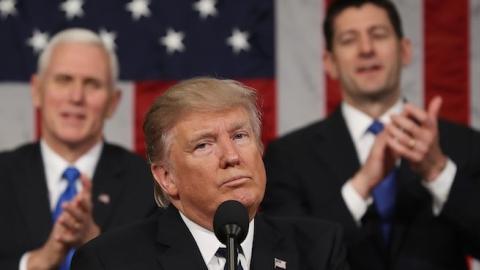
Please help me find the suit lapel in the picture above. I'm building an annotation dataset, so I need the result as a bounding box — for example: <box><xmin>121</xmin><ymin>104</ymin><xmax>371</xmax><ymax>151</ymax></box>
<box><xmin>251</xmin><ymin>215</ymin><xmax>298</xmax><ymax>270</ymax></box>
<box><xmin>316</xmin><ymin>109</ymin><xmax>361</xmax><ymax>184</ymax></box>
<box><xmin>91</xmin><ymin>143</ymin><xmax>128</xmax><ymax>228</ymax></box>
<box><xmin>14</xmin><ymin>143</ymin><xmax>53</xmax><ymax>242</ymax></box>
<box><xmin>155</xmin><ymin>206</ymin><xmax>208</xmax><ymax>270</ymax></box>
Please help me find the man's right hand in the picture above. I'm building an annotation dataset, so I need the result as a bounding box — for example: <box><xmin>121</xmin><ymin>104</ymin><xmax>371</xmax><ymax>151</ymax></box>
<box><xmin>26</xmin><ymin>220</ymin><xmax>69</xmax><ymax>270</ymax></box>
<box><xmin>350</xmin><ymin>131</ymin><xmax>397</xmax><ymax>199</ymax></box>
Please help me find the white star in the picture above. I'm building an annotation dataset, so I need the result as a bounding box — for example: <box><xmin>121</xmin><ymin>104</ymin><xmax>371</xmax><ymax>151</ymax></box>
<box><xmin>226</xmin><ymin>28</ymin><xmax>250</xmax><ymax>54</ymax></box>
<box><xmin>126</xmin><ymin>0</ymin><xmax>151</xmax><ymax>20</ymax></box>
<box><xmin>193</xmin><ymin>0</ymin><xmax>217</xmax><ymax>19</ymax></box>
<box><xmin>0</xmin><ymin>0</ymin><xmax>17</xmax><ymax>19</ymax></box>
<box><xmin>27</xmin><ymin>29</ymin><xmax>49</xmax><ymax>53</ymax></box>
<box><xmin>60</xmin><ymin>0</ymin><xmax>84</xmax><ymax>20</ymax></box>
<box><xmin>99</xmin><ymin>28</ymin><xmax>117</xmax><ymax>51</ymax></box>
<box><xmin>160</xmin><ymin>28</ymin><xmax>185</xmax><ymax>54</ymax></box>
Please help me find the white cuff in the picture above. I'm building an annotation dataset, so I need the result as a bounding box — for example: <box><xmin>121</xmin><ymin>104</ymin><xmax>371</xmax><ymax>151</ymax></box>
<box><xmin>422</xmin><ymin>158</ymin><xmax>457</xmax><ymax>215</ymax></box>
<box><xmin>19</xmin><ymin>252</ymin><xmax>30</xmax><ymax>270</ymax></box>
<box><xmin>341</xmin><ymin>181</ymin><xmax>373</xmax><ymax>225</ymax></box>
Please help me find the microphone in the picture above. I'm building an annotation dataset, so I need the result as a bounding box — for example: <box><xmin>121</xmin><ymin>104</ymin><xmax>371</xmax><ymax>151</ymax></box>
<box><xmin>213</xmin><ymin>200</ymin><xmax>249</xmax><ymax>270</ymax></box>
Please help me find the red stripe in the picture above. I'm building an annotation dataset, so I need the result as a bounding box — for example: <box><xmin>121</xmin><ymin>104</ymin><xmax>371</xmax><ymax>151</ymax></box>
<box><xmin>134</xmin><ymin>81</ymin><xmax>177</xmax><ymax>157</ymax></box>
<box><xmin>133</xmin><ymin>79</ymin><xmax>276</xmax><ymax>156</ymax></box>
<box><xmin>424</xmin><ymin>0</ymin><xmax>470</xmax><ymax>124</ymax></box>
<box><xmin>324</xmin><ymin>0</ymin><xmax>343</xmax><ymax>115</ymax></box>
<box><xmin>35</xmin><ymin>109</ymin><xmax>41</xmax><ymax>140</ymax></box>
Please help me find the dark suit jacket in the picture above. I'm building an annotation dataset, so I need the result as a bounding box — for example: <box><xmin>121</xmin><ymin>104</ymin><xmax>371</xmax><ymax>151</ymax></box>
<box><xmin>71</xmin><ymin>206</ymin><xmax>348</xmax><ymax>270</ymax></box>
<box><xmin>261</xmin><ymin>108</ymin><xmax>480</xmax><ymax>270</ymax></box>
<box><xmin>0</xmin><ymin>142</ymin><xmax>157</xmax><ymax>269</ymax></box>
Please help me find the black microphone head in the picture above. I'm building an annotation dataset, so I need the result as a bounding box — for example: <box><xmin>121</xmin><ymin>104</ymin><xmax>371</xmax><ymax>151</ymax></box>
<box><xmin>213</xmin><ymin>200</ymin><xmax>249</xmax><ymax>245</ymax></box>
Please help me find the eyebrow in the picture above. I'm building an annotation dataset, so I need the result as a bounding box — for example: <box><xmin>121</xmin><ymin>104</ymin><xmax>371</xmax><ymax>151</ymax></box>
<box><xmin>186</xmin><ymin>120</ymin><xmax>250</xmax><ymax>146</ymax></box>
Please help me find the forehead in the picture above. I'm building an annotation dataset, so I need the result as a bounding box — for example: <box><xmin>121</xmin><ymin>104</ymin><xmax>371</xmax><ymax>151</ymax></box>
<box><xmin>333</xmin><ymin>3</ymin><xmax>393</xmax><ymax>34</ymax></box>
<box><xmin>46</xmin><ymin>42</ymin><xmax>110</xmax><ymax>78</ymax></box>
<box><xmin>173</xmin><ymin>107</ymin><xmax>251</xmax><ymax>137</ymax></box>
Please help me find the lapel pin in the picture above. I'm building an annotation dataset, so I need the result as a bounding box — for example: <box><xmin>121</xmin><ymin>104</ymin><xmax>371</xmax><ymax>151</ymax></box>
<box><xmin>274</xmin><ymin>258</ymin><xmax>287</xmax><ymax>269</ymax></box>
<box><xmin>98</xmin><ymin>193</ymin><xmax>110</xmax><ymax>204</ymax></box>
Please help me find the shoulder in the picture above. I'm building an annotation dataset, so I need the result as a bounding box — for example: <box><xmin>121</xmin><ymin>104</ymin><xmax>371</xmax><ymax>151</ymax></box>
<box><xmin>0</xmin><ymin>142</ymin><xmax>39</xmax><ymax>170</ymax></box>
<box><xmin>102</xmin><ymin>142</ymin><xmax>147</xmax><ymax>164</ymax></box>
<box><xmin>258</xmin><ymin>214</ymin><xmax>343</xmax><ymax>242</ymax></box>
<box><xmin>78</xmin><ymin>210</ymin><xmax>160</xmax><ymax>253</ymax></box>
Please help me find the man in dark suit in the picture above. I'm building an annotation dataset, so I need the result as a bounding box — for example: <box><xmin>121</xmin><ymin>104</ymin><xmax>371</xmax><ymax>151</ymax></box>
<box><xmin>0</xmin><ymin>28</ymin><xmax>156</xmax><ymax>270</ymax></box>
<box><xmin>261</xmin><ymin>1</ymin><xmax>480</xmax><ymax>270</ymax></box>
<box><xmin>71</xmin><ymin>77</ymin><xmax>349</xmax><ymax>270</ymax></box>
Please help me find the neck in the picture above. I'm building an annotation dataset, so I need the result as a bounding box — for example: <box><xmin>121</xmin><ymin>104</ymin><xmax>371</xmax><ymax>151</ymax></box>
<box><xmin>344</xmin><ymin>92</ymin><xmax>400</xmax><ymax>119</ymax></box>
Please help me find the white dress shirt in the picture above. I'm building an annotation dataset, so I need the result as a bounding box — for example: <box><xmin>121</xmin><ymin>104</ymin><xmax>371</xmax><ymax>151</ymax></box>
<box><xmin>340</xmin><ymin>100</ymin><xmax>457</xmax><ymax>225</ymax></box>
<box><xmin>180</xmin><ymin>212</ymin><xmax>254</xmax><ymax>270</ymax></box>
<box><xmin>19</xmin><ymin>140</ymin><xmax>103</xmax><ymax>270</ymax></box>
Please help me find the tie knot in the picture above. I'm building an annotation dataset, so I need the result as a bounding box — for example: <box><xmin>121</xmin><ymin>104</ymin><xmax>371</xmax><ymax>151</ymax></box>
<box><xmin>62</xmin><ymin>166</ymin><xmax>80</xmax><ymax>185</ymax></box>
<box><xmin>367</xmin><ymin>120</ymin><xmax>384</xmax><ymax>135</ymax></box>
<box><xmin>215</xmin><ymin>246</ymin><xmax>244</xmax><ymax>258</ymax></box>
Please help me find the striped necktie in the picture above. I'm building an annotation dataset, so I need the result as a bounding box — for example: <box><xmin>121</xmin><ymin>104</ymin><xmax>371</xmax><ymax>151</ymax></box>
<box><xmin>215</xmin><ymin>247</ymin><xmax>244</xmax><ymax>270</ymax></box>
<box><xmin>367</xmin><ymin>120</ymin><xmax>397</xmax><ymax>244</ymax></box>
<box><xmin>52</xmin><ymin>166</ymin><xmax>80</xmax><ymax>270</ymax></box>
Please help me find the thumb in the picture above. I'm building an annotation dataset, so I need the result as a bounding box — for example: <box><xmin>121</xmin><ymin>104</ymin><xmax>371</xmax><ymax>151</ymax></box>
<box><xmin>428</xmin><ymin>96</ymin><xmax>442</xmax><ymax>121</ymax></box>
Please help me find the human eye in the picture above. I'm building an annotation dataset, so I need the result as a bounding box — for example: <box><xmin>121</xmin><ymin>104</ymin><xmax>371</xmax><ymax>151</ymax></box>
<box><xmin>337</xmin><ymin>33</ymin><xmax>356</xmax><ymax>46</ymax></box>
<box><xmin>54</xmin><ymin>74</ymin><xmax>72</xmax><ymax>85</ymax></box>
<box><xmin>371</xmin><ymin>27</ymin><xmax>390</xmax><ymax>40</ymax></box>
<box><xmin>232</xmin><ymin>131</ymin><xmax>249</xmax><ymax>143</ymax></box>
<box><xmin>85</xmin><ymin>78</ymin><xmax>103</xmax><ymax>90</ymax></box>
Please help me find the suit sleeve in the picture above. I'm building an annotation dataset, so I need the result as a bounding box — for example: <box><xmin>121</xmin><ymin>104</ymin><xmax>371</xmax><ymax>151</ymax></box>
<box><xmin>71</xmin><ymin>246</ymin><xmax>104</xmax><ymax>270</ymax></box>
<box><xmin>437</xmin><ymin>124</ymin><xmax>480</xmax><ymax>259</ymax></box>
<box><xmin>262</xmin><ymin>140</ymin><xmax>309</xmax><ymax>215</ymax></box>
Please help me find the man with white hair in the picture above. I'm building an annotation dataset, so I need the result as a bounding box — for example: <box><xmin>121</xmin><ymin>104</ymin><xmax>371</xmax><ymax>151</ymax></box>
<box><xmin>0</xmin><ymin>28</ymin><xmax>156</xmax><ymax>270</ymax></box>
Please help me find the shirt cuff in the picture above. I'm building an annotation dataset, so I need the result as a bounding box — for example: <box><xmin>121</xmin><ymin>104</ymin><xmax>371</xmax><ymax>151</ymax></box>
<box><xmin>341</xmin><ymin>180</ymin><xmax>373</xmax><ymax>225</ymax></box>
<box><xmin>422</xmin><ymin>158</ymin><xmax>457</xmax><ymax>215</ymax></box>
<box><xmin>19</xmin><ymin>252</ymin><xmax>30</xmax><ymax>270</ymax></box>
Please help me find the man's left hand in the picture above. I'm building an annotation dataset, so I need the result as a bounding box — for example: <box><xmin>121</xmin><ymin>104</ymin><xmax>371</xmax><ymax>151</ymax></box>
<box><xmin>385</xmin><ymin>96</ymin><xmax>447</xmax><ymax>182</ymax></box>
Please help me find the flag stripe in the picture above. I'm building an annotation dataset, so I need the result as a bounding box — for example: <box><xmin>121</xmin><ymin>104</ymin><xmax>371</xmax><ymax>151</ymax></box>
<box><xmin>0</xmin><ymin>84</ymin><xmax>34</xmax><ymax>151</ymax></box>
<box><xmin>275</xmin><ymin>0</ymin><xmax>325</xmax><ymax>135</ymax></box>
<box><xmin>394</xmin><ymin>0</ymin><xmax>424</xmax><ymax>108</ymax></box>
<box><xmin>104</xmin><ymin>82</ymin><xmax>134</xmax><ymax>150</ymax></box>
<box><xmin>424</xmin><ymin>0</ymin><xmax>470</xmax><ymax>124</ymax></box>
<box><xmin>471</xmin><ymin>0</ymin><xmax>480</xmax><ymax>129</ymax></box>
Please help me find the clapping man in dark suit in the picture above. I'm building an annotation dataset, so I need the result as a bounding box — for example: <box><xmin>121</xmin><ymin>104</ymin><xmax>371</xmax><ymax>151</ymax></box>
<box><xmin>262</xmin><ymin>1</ymin><xmax>480</xmax><ymax>269</ymax></box>
<box><xmin>0</xmin><ymin>28</ymin><xmax>156</xmax><ymax>270</ymax></box>
<box><xmin>71</xmin><ymin>77</ymin><xmax>348</xmax><ymax>270</ymax></box>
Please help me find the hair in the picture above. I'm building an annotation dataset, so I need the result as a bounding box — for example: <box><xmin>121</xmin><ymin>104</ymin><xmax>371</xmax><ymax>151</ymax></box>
<box><xmin>143</xmin><ymin>77</ymin><xmax>262</xmax><ymax>207</ymax></box>
<box><xmin>323</xmin><ymin>0</ymin><xmax>404</xmax><ymax>52</ymax></box>
<box><xmin>37</xmin><ymin>28</ymin><xmax>119</xmax><ymax>87</ymax></box>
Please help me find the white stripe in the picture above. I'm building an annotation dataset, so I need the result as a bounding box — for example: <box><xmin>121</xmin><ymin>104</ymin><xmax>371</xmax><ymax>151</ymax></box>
<box><xmin>0</xmin><ymin>83</ymin><xmax>34</xmax><ymax>152</ymax></box>
<box><xmin>275</xmin><ymin>0</ymin><xmax>325</xmax><ymax>135</ymax></box>
<box><xmin>104</xmin><ymin>81</ymin><xmax>134</xmax><ymax>150</ymax></box>
<box><xmin>470</xmin><ymin>0</ymin><xmax>480</xmax><ymax>130</ymax></box>
<box><xmin>393</xmin><ymin>0</ymin><xmax>424</xmax><ymax>108</ymax></box>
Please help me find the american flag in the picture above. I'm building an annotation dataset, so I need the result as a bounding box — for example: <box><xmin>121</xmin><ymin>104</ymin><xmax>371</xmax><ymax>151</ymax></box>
<box><xmin>0</xmin><ymin>0</ymin><xmax>479</xmax><ymax>268</ymax></box>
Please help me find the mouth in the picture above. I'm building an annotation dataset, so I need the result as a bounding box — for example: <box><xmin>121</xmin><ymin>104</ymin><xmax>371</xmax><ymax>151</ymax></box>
<box><xmin>61</xmin><ymin>112</ymin><xmax>86</xmax><ymax>122</ymax></box>
<box><xmin>356</xmin><ymin>63</ymin><xmax>382</xmax><ymax>74</ymax></box>
<box><xmin>222</xmin><ymin>175</ymin><xmax>252</xmax><ymax>187</ymax></box>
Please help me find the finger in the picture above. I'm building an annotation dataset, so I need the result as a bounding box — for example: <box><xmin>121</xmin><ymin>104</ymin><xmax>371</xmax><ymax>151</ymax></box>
<box><xmin>403</xmin><ymin>102</ymin><xmax>428</xmax><ymax>125</ymax></box>
<box><xmin>386</xmin><ymin>135</ymin><xmax>423</xmax><ymax>162</ymax></box>
<box><xmin>389</xmin><ymin>114</ymin><xmax>422</xmax><ymax>138</ymax></box>
<box><xmin>62</xmin><ymin>198</ymin><xmax>89</xmax><ymax>223</ymax></box>
<box><xmin>426</xmin><ymin>96</ymin><xmax>442</xmax><ymax>128</ymax></box>
<box><xmin>57</xmin><ymin>211</ymin><xmax>82</xmax><ymax>232</ymax></box>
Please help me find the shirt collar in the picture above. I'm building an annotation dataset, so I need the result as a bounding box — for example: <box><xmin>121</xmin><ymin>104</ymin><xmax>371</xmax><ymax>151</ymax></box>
<box><xmin>179</xmin><ymin>211</ymin><xmax>254</xmax><ymax>268</ymax></box>
<box><xmin>40</xmin><ymin>139</ymin><xmax>104</xmax><ymax>183</ymax></box>
<box><xmin>342</xmin><ymin>99</ymin><xmax>403</xmax><ymax>142</ymax></box>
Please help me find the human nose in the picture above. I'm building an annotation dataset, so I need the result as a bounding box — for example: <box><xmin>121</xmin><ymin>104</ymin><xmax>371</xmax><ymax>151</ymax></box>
<box><xmin>219</xmin><ymin>138</ymin><xmax>241</xmax><ymax>169</ymax></box>
<box><xmin>358</xmin><ymin>34</ymin><xmax>374</xmax><ymax>57</ymax></box>
<box><xmin>69</xmin><ymin>81</ymin><xmax>85</xmax><ymax>103</ymax></box>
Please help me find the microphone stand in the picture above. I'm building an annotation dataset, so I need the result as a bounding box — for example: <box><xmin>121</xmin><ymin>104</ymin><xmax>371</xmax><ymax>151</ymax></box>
<box><xmin>226</xmin><ymin>235</ymin><xmax>238</xmax><ymax>270</ymax></box>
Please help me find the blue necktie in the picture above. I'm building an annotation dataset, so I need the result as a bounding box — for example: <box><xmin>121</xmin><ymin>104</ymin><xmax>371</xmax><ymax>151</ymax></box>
<box><xmin>367</xmin><ymin>120</ymin><xmax>397</xmax><ymax>244</ymax></box>
<box><xmin>53</xmin><ymin>166</ymin><xmax>80</xmax><ymax>270</ymax></box>
<box><xmin>216</xmin><ymin>247</ymin><xmax>244</xmax><ymax>270</ymax></box>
